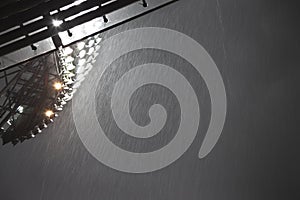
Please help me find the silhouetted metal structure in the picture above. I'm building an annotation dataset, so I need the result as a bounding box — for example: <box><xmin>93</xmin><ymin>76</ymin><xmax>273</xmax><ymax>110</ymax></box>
<box><xmin>0</xmin><ymin>32</ymin><xmax>102</xmax><ymax>145</ymax></box>
<box><xmin>0</xmin><ymin>53</ymin><xmax>60</xmax><ymax>144</ymax></box>
<box><xmin>0</xmin><ymin>0</ymin><xmax>177</xmax><ymax>145</ymax></box>
<box><xmin>0</xmin><ymin>0</ymin><xmax>142</xmax><ymax>56</ymax></box>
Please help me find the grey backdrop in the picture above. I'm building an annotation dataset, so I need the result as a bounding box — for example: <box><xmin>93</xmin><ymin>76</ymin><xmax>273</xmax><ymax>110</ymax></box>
<box><xmin>0</xmin><ymin>0</ymin><xmax>299</xmax><ymax>199</ymax></box>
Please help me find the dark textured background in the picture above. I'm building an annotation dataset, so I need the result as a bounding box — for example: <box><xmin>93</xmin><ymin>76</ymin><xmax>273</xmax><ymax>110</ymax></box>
<box><xmin>0</xmin><ymin>0</ymin><xmax>299</xmax><ymax>199</ymax></box>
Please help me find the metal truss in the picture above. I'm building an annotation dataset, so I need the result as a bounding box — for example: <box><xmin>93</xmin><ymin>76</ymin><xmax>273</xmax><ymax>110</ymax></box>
<box><xmin>0</xmin><ymin>53</ymin><xmax>61</xmax><ymax>145</ymax></box>
<box><xmin>0</xmin><ymin>0</ymin><xmax>142</xmax><ymax>56</ymax></box>
<box><xmin>0</xmin><ymin>0</ymin><xmax>178</xmax><ymax>145</ymax></box>
<box><xmin>0</xmin><ymin>0</ymin><xmax>177</xmax><ymax>70</ymax></box>
<box><xmin>0</xmin><ymin>32</ymin><xmax>101</xmax><ymax>145</ymax></box>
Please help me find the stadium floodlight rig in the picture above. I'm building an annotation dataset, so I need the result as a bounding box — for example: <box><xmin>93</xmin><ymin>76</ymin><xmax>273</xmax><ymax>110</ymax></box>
<box><xmin>57</xmin><ymin>34</ymin><xmax>102</xmax><ymax>92</ymax></box>
<box><xmin>0</xmin><ymin>0</ymin><xmax>177</xmax><ymax>145</ymax></box>
<box><xmin>0</xmin><ymin>0</ymin><xmax>176</xmax><ymax>69</ymax></box>
<box><xmin>0</xmin><ymin>33</ymin><xmax>101</xmax><ymax>145</ymax></box>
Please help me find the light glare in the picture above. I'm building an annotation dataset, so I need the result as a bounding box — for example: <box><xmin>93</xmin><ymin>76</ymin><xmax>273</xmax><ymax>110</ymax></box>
<box><xmin>63</xmin><ymin>47</ymin><xmax>73</xmax><ymax>56</ymax></box>
<box><xmin>45</xmin><ymin>110</ymin><xmax>54</xmax><ymax>118</ymax></box>
<box><xmin>53</xmin><ymin>19</ymin><xmax>63</xmax><ymax>27</ymax></box>
<box><xmin>77</xmin><ymin>42</ymin><xmax>85</xmax><ymax>50</ymax></box>
<box><xmin>74</xmin><ymin>0</ymin><xmax>86</xmax><ymax>6</ymax></box>
<box><xmin>65</xmin><ymin>56</ymin><xmax>74</xmax><ymax>63</ymax></box>
<box><xmin>66</xmin><ymin>63</ymin><xmax>76</xmax><ymax>70</ymax></box>
<box><xmin>53</xmin><ymin>82</ymin><xmax>63</xmax><ymax>90</ymax></box>
<box><xmin>78</xmin><ymin>50</ymin><xmax>86</xmax><ymax>58</ymax></box>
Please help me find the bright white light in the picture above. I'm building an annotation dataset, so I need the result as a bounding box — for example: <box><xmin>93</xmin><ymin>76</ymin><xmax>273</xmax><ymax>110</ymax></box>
<box><xmin>77</xmin><ymin>42</ymin><xmax>85</xmax><ymax>50</ymax></box>
<box><xmin>60</xmin><ymin>0</ymin><xmax>87</xmax><ymax>11</ymax></box>
<box><xmin>77</xmin><ymin>58</ymin><xmax>86</xmax><ymax>66</ymax></box>
<box><xmin>74</xmin><ymin>0</ymin><xmax>86</xmax><ymax>6</ymax></box>
<box><xmin>45</xmin><ymin>110</ymin><xmax>54</xmax><ymax>118</ymax></box>
<box><xmin>94</xmin><ymin>34</ymin><xmax>100</xmax><ymax>39</ymax></box>
<box><xmin>65</xmin><ymin>56</ymin><xmax>74</xmax><ymax>63</ymax></box>
<box><xmin>87</xmin><ymin>40</ymin><xmax>95</xmax><ymax>47</ymax></box>
<box><xmin>95</xmin><ymin>37</ymin><xmax>102</xmax><ymax>44</ymax></box>
<box><xmin>60</xmin><ymin>101</ymin><xmax>67</xmax><ymax>105</ymax></box>
<box><xmin>78</xmin><ymin>50</ymin><xmax>86</xmax><ymax>58</ymax></box>
<box><xmin>66</xmin><ymin>63</ymin><xmax>76</xmax><ymax>71</ymax></box>
<box><xmin>55</xmin><ymin>106</ymin><xmax>63</xmax><ymax>111</ymax></box>
<box><xmin>95</xmin><ymin>45</ymin><xmax>101</xmax><ymax>51</ymax></box>
<box><xmin>52</xmin><ymin>19</ymin><xmax>63</xmax><ymax>27</ymax></box>
<box><xmin>87</xmin><ymin>47</ymin><xmax>94</xmax><ymax>55</ymax></box>
<box><xmin>17</xmin><ymin>106</ymin><xmax>24</xmax><ymax>113</ymax></box>
<box><xmin>63</xmin><ymin>47</ymin><xmax>73</xmax><ymax>56</ymax></box>
<box><xmin>7</xmin><ymin>120</ymin><xmax>12</xmax><ymax>126</ymax></box>
<box><xmin>101</xmin><ymin>0</ymin><xmax>117</xmax><ymax>7</ymax></box>
<box><xmin>65</xmin><ymin>6</ymin><xmax>99</xmax><ymax>21</ymax></box>
<box><xmin>53</xmin><ymin>82</ymin><xmax>63</xmax><ymax>90</ymax></box>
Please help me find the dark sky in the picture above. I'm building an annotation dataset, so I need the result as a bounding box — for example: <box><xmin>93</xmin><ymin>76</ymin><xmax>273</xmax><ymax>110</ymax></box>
<box><xmin>0</xmin><ymin>0</ymin><xmax>18</xmax><ymax>7</ymax></box>
<box><xmin>0</xmin><ymin>0</ymin><xmax>30</xmax><ymax>8</ymax></box>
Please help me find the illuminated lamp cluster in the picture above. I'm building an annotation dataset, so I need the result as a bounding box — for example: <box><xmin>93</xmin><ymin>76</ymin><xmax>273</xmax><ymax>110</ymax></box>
<box><xmin>27</xmin><ymin>34</ymin><xmax>101</xmax><ymax>140</ymax></box>
<box><xmin>57</xmin><ymin>34</ymin><xmax>101</xmax><ymax>94</ymax></box>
